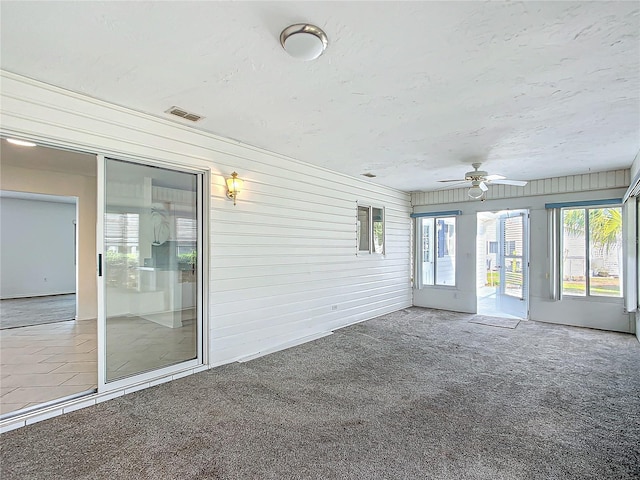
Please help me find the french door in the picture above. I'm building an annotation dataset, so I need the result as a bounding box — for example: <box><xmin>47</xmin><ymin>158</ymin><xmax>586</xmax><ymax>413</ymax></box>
<box><xmin>97</xmin><ymin>156</ymin><xmax>204</xmax><ymax>390</ymax></box>
<box><xmin>497</xmin><ymin>210</ymin><xmax>529</xmax><ymax>319</ymax></box>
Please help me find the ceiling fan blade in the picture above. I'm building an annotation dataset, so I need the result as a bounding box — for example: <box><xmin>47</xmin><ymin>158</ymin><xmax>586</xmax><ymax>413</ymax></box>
<box><xmin>436</xmin><ymin>181</ymin><xmax>469</xmax><ymax>190</ymax></box>
<box><xmin>490</xmin><ymin>179</ymin><xmax>527</xmax><ymax>187</ymax></box>
<box><xmin>479</xmin><ymin>182</ymin><xmax>488</xmax><ymax>192</ymax></box>
<box><xmin>484</xmin><ymin>174</ymin><xmax>505</xmax><ymax>181</ymax></box>
<box><xmin>438</xmin><ymin>179</ymin><xmax>465</xmax><ymax>183</ymax></box>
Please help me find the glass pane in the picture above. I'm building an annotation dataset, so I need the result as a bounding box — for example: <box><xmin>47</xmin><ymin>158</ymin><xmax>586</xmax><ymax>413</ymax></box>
<box><xmin>105</xmin><ymin>159</ymin><xmax>198</xmax><ymax>382</ymax></box>
<box><xmin>372</xmin><ymin>207</ymin><xmax>384</xmax><ymax>254</ymax></box>
<box><xmin>562</xmin><ymin>209</ymin><xmax>586</xmax><ymax>296</ymax></box>
<box><xmin>421</xmin><ymin>218</ymin><xmax>434</xmax><ymax>286</ymax></box>
<box><xmin>588</xmin><ymin>207</ymin><xmax>622</xmax><ymax>297</ymax></box>
<box><xmin>503</xmin><ymin>216</ymin><xmax>523</xmax><ymax>298</ymax></box>
<box><xmin>358</xmin><ymin>206</ymin><xmax>370</xmax><ymax>252</ymax></box>
<box><xmin>436</xmin><ymin>217</ymin><xmax>455</xmax><ymax>286</ymax></box>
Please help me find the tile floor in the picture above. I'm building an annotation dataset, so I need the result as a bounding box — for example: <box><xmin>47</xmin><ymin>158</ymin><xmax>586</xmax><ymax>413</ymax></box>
<box><xmin>0</xmin><ymin>319</ymin><xmax>97</xmax><ymax>416</ymax></box>
<box><xmin>1</xmin><ymin>314</ymin><xmax>198</xmax><ymax>417</ymax></box>
<box><xmin>477</xmin><ymin>286</ymin><xmax>522</xmax><ymax>319</ymax></box>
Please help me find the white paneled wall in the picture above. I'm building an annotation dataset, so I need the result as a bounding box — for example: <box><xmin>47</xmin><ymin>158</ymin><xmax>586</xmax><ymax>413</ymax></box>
<box><xmin>209</xmin><ymin>164</ymin><xmax>411</xmax><ymax>363</ymax></box>
<box><xmin>201</xmin><ymin>123</ymin><xmax>412</xmax><ymax>362</ymax></box>
<box><xmin>412</xmin><ymin>170</ymin><xmax>630</xmax><ymax>206</ymax></box>
<box><xmin>0</xmin><ymin>71</ymin><xmax>412</xmax><ymax>367</ymax></box>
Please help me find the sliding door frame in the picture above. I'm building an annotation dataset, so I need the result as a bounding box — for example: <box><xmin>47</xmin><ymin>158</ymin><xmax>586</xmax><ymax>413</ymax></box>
<box><xmin>96</xmin><ymin>153</ymin><xmax>209</xmax><ymax>394</ymax></box>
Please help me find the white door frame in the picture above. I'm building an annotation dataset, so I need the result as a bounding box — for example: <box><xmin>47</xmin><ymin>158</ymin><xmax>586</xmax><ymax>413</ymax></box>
<box><xmin>96</xmin><ymin>154</ymin><xmax>208</xmax><ymax>393</ymax></box>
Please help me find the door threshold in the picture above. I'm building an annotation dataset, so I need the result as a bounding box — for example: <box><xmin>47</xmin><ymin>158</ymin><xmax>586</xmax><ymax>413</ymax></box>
<box><xmin>0</xmin><ymin>388</ymin><xmax>96</xmax><ymax>422</ymax></box>
<box><xmin>0</xmin><ymin>363</ymin><xmax>208</xmax><ymax>433</ymax></box>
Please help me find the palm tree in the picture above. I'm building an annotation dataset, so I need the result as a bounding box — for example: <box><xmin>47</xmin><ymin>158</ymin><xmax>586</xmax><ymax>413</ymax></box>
<box><xmin>563</xmin><ymin>207</ymin><xmax>622</xmax><ymax>295</ymax></box>
<box><xmin>563</xmin><ymin>207</ymin><xmax>622</xmax><ymax>252</ymax></box>
<box><xmin>589</xmin><ymin>208</ymin><xmax>622</xmax><ymax>252</ymax></box>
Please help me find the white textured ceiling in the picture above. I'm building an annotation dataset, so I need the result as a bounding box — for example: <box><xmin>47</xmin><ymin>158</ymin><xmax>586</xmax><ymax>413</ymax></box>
<box><xmin>1</xmin><ymin>1</ymin><xmax>638</xmax><ymax>192</ymax></box>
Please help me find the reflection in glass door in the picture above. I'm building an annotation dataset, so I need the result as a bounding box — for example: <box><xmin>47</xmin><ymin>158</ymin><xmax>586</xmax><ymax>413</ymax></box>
<box><xmin>497</xmin><ymin>211</ymin><xmax>528</xmax><ymax>319</ymax></box>
<box><xmin>102</xmin><ymin>158</ymin><xmax>201</xmax><ymax>382</ymax></box>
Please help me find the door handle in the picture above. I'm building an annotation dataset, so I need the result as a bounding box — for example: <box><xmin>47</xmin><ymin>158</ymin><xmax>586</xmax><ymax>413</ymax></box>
<box><xmin>98</xmin><ymin>254</ymin><xmax>103</xmax><ymax>277</ymax></box>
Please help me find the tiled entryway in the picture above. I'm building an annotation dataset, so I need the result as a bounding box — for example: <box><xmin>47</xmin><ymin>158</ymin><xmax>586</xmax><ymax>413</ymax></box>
<box><xmin>477</xmin><ymin>286</ymin><xmax>521</xmax><ymax>319</ymax></box>
<box><xmin>0</xmin><ymin>319</ymin><xmax>97</xmax><ymax>415</ymax></box>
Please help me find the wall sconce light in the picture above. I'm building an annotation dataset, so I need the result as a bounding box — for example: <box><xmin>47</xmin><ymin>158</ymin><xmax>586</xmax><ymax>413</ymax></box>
<box><xmin>226</xmin><ymin>172</ymin><xmax>243</xmax><ymax>206</ymax></box>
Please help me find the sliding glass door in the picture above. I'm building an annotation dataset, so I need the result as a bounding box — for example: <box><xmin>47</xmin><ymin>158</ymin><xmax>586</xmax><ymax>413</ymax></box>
<box><xmin>98</xmin><ymin>157</ymin><xmax>202</xmax><ymax>386</ymax></box>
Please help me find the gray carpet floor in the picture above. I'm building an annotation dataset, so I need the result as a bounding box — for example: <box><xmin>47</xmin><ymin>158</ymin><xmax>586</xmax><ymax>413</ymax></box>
<box><xmin>1</xmin><ymin>307</ymin><xmax>639</xmax><ymax>479</ymax></box>
<box><xmin>0</xmin><ymin>294</ymin><xmax>75</xmax><ymax>329</ymax></box>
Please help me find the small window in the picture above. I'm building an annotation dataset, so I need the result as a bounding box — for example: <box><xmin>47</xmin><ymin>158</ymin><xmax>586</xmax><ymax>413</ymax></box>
<box><xmin>417</xmin><ymin>216</ymin><xmax>456</xmax><ymax>286</ymax></box>
<box><xmin>357</xmin><ymin>206</ymin><xmax>370</xmax><ymax>252</ymax></box>
<box><xmin>372</xmin><ymin>207</ymin><xmax>384</xmax><ymax>254</ymax></box>
<box><xmin>561</xmin><ymin>206</ymin><xmax>622</xmax><ymax>297</ymax></box>
<box><xmin>357</xmin><ymin>205</ymin><xmax>385</xmax><ymax>254</ymax></box>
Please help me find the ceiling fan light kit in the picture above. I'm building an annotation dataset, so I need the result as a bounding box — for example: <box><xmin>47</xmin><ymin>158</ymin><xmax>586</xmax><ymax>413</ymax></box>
<box><xmin>468</xmin><ymin>182</ymin><xmax>485</xmax><ymax>199</ymax></box>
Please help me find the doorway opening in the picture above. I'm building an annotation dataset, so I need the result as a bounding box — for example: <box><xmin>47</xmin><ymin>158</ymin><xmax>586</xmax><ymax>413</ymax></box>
<box><xmin>0</xmin><ymin>140</ymin><xmax>98</xmax><ymax>418</ymax></box>
<box><xmin>476</xmin><ymin>210</ymin><xmax>529</xmax><ymax>320</ymax></box>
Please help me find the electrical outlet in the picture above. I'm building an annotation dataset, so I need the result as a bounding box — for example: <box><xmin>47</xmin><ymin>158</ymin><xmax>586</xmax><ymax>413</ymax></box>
<box><xmin>331</xmin><ymin>305</ymin><xmax>338</xmax><ymax>311</ymax></box>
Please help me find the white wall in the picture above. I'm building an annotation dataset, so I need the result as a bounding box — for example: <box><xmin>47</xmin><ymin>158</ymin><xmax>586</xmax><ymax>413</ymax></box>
<box><xmin>412</xmin><ymin>172</ymin><xmax>634</xmax><ymax>334</ymax></box>
<box><xmin>0</xmin><ymin>71</ymin><xmax>412</xmax><ymax>366</ymax></box>
<box><xmin>630</xmin><ymin>150</ymin><xmax>640</xmax><ymax>342</ymax></box>
<box><xmin>0</xmin><ymin>197</ymin><xmax>76</xmax><ymax>298</ymax></box>
<box><xmin>630</xmin><ymin>150</ymin><xmax>640</xmax><ymax>181</ymax></box>
<box><xmin>0</xmin><ymin>165</ymin><xmax>97</xmax><ymax>320</ymax></box>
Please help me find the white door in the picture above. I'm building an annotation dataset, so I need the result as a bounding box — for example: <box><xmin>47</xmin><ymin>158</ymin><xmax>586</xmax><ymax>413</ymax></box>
<box><xmin>497</xmin><ymin>211</ymin><xmax>529</xmax><ymax>319</ymax></box>
<box><xmin>97</xmin><ymin>155</ymin><xmax>204</xmax><ymax>391</ymax></box>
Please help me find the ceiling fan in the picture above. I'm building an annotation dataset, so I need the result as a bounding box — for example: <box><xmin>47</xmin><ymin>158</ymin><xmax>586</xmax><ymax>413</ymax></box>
<box><xmin>438</xmin><ymin>163</ymin><xmax>527</xmax><ymax>199</ymax></box>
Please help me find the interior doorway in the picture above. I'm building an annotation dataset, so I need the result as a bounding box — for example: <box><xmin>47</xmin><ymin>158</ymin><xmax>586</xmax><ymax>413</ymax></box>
<box><xmin>0</xmin><ymin>191</ymin><xmax>78</xmax><ymax>328</ymax></box>
<box><xmin>0</xmin><ymin>139</ymin><xmax>98</xmax><ymax>418</ymax></box>
<box><xmin>476</xmin><ymin>210</ymin><xmax>529</xmax><ymax>319</ymax></box>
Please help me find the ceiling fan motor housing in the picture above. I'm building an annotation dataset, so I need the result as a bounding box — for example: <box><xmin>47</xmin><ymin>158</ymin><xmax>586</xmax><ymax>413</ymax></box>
<box><xmin>465</xmin><ymin>169</ymin><xmax>488</xmax><ymax>181</ymax></box>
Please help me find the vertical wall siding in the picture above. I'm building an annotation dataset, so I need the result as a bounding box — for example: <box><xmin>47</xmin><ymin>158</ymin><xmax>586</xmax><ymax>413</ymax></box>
<box><xmin>0</xmin><ymin>71</ymin><xmax>412</xmax><ymax>366</ymax></box>
<box><xmin>411</xmin><ymin>170</ymin><xmax>630</xmax><ymax>206</ymax></box>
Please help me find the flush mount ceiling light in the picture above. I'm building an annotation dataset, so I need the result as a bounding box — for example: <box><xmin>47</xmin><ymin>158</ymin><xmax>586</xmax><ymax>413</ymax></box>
<box><xmin>6</xmin><ymin>138</ymin><xmax>37</xmax><ymax>147</ymax></box>
<box><xmin>280</xmin><ymin>24</ymin><xmax>328</xmax><ymax>61</ymax></box>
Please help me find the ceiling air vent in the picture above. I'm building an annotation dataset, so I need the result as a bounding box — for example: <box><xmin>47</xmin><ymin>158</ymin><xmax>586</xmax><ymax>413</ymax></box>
<box><xmin>165</xmin><ymin>106</ymin><xmax>204</xmax><ymax>122</ymax></box>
